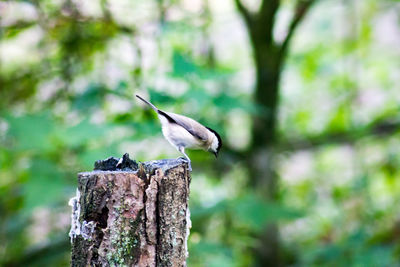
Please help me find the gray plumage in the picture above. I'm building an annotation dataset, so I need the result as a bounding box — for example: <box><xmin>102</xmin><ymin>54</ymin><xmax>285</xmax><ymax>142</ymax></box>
<box><xmin>136</xmin><ymin>95</ymin><xmax>222</xmax><ymax>171</ymax></box>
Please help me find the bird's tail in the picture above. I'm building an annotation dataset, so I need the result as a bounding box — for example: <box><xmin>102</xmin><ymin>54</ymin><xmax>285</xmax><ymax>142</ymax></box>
<box><xmin>136</xmin><ymin>95</ymin><xmax>158</xmax><ymax>111</ymax></box>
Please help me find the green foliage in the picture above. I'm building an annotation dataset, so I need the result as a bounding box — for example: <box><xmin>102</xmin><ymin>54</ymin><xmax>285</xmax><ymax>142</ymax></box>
<box><xmin>6</xmin><ymin>112</ymin><xmax>55</xmax><ymax>151</ymax></box>
<box><xmin>72</xmin><ymin>84</ymin><xmax>108</xmax><ymax>112</ymax></box>
<box><xmin>233</xmin><ymin>195</ymin><xmax>303</xmax><ymax>230</ymax></box>
<box><xmin>189</xmin><ymin>241</ymin><xmax>234</xmax><ymax>267</ymax></box>
<box><xmin>1</xmin><ymin>0</ymin><xmax>400</xmax><ymax>266</ymax></box>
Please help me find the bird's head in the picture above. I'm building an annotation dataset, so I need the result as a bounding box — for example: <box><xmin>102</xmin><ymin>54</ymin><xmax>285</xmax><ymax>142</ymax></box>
<box><xmin>206</xmin><ymin>127</ymin><xmax>222</xmax><ymax>158</ymax></box>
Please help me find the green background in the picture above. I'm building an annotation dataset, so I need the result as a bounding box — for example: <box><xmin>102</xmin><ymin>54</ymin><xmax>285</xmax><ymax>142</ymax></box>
<box><xmin>1</xmin><ymin>0</ymin><xmax>400</xmax><ymax>266</ymax></box>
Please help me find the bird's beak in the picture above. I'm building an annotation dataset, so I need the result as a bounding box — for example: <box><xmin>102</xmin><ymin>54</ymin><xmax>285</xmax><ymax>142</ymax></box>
<box><xmin>213</xmin><ymin>152</ymin><xmax>218</xmax><ymax>158</ymax></box>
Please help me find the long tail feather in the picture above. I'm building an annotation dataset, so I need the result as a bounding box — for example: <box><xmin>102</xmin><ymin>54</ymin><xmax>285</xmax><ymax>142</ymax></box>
<box><xmin>136</xmin><ymin>95</ymin><xmax>158</xmax><ymax>111</ymax></box>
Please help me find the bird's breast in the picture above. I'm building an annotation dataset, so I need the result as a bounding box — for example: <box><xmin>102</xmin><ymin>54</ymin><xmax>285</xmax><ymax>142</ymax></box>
<box><xmin>162</xmin><ymin>124</ymin><xmax>204</xmax><ymax>149</ymax></box>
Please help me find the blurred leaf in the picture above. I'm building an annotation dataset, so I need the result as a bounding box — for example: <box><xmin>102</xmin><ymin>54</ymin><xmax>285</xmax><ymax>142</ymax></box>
<box><xmin>0</xmin><ymin>70</ymin><xmax>39</xmax><ymax>109</ymax></box>
<box><xmin>172</xmin><ymin>50</ymin><xmax>197</xmax><ymax>76</ymax></box>
<box><xmin>3</xmin><ymin>21</ymin><xmax>36</xmax><ymax>39</ymax></box>
<box><xmin>329</xmin><ymin>74</ymin><xmax>356</xmax><ymax>94</ymax></box>
<box><xmin>55</xmin><ymin>119</ymin><xmax>110</xmax><ymax>148</ymax></box>
<box><xmin>0</xmin><ymin>180</ymin><xmax>24</xmax><ymax>216</ymax></box>
<box><xmin>299</xmin><ymin>45</ymin><xmax>324</xmax><ymax>82</ymax></box>
<box><xmin>327</xmin><ymin>104</ymin><xmax>350</xmax><ymax>131</ymax></box>
<box><xmin>191</xmin><ymin>194</ymin><xmax>303</xmax><ymax>232</ymax></box>
<box><xmin>130</xmin><ymin>121</ymin><xmax>160</xmax><ymax>138</ymax></box>
<box><xmin>24</xmin><ymin>158</ymin><xmax>70</xmax><ymax>210</ymax></box>
<box><xmin>191</xmin><ymin>200</ymin><xmax>229</xmax><ymax>220</ymax></box>
<box><xmin>114</xmin><ymin>81</ymin><xmax>129</xmax><ymax>97</ymax></box>
<box><xmin>53</xmin><ymin>18</ymin><xmax>120</xmax><ymax>63</ymax></box>
<box><xmin>183</xmin><ymin>89</ymin><xmax>210</xmax><ymax>108</ymax></box>
<box><xmin>6</xmin><ymin>112</ymin><xmax>54</xmax><ymax>151</ymax></box>
<box><xmin>214</xmin><ymin>93</ymin><xmax>258</xmax><ymax>114</ymax></box>
<box><xmin>2</xmin><ymin>233</ymin><xmax>70</xmax><ymax>267</ymax></box>
<box><xmin>233</xmin><ymin>195</ymin><xmax>304</xmax><ymax>230</ymax></box>
<box><xmin>189</xmin><ymin>241</ymin><xmax>233</xmax><ymax>267</ymax></box>
<box><xmin>72</xmin><ymin>83</ymin><xmax>107</xmax><ymax>112</ymax></box>
<box><xmin>148</xmin><ymin>90</ymin><xmax>176</xmax><ymax>105</ymax></box>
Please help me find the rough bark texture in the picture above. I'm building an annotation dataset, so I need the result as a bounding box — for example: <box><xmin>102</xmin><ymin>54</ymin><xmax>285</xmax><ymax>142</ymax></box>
<box><xmin>70</xmin><ymin>155</ymin><xmax>191</xmax><ymax>267</ymax></box>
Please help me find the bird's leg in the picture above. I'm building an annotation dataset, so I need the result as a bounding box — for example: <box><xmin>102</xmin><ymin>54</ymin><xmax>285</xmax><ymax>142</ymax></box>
<box><xmin>178</xmin><ymin>146</ymin><xmax>192</xmax><ymax>171</ymax></box>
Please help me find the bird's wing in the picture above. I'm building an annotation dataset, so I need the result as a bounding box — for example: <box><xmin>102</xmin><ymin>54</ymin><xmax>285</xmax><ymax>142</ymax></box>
<box><xmin>164</xmin><ymin>112</ymin><xmax>209</xmax><ymax>142</ymax></box>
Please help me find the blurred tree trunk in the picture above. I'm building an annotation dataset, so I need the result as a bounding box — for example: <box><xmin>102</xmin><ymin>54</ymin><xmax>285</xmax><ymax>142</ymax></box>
<box><xmin>234</xmin><ymin>0</ymin><xmax>316</xmax><ymax>265</ymax></box>
<box><xmin>70</xmin><ymin>159</ymin><xmax>191</xmax><ymax>267</ymax></box>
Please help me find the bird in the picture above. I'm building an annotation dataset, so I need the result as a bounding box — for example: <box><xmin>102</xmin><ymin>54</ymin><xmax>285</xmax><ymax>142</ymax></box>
<box><xmin>135</xmin><ymin>94</ymin><xmax>222</xmax><ymax>171</ymax></box>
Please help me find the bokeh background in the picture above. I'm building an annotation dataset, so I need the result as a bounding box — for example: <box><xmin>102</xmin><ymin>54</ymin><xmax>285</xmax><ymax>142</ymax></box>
<box><xmin>1</xmin><ymin>0</ymin><xmax>400</xmax><ymax>266</ymax></box>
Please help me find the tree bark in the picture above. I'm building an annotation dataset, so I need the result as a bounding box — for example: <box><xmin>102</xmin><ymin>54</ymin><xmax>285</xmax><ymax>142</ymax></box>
<box><xmin>69</xmin><ymin>157</ymin><xmax>191</xmax><ymax>267</ymax></box>
<box><xmin>234</xmin><ymin>0</ymin><xmax>317</xmax><ymax>265</ymax></box>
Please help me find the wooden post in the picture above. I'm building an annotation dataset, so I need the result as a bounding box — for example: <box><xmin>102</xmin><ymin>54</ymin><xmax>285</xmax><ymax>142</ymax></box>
<box><xmin>69</xmin><ymin>155</ymin><xmax>191</xmax><ymax>267</ymax></box>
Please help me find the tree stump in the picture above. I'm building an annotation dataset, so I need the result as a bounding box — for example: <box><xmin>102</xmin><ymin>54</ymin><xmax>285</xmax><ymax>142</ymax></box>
<box><xmin>69</xmin><ymin>154</ymin><xmax>191</xmax><ymax>267</ymax></box>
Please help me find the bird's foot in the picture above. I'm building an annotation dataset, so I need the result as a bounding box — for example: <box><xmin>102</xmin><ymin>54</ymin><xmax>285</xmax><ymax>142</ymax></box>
<box><xmin>177</xmin><ymin>157</ymin><xmax>192</xmax><ymax>171</ymax></box>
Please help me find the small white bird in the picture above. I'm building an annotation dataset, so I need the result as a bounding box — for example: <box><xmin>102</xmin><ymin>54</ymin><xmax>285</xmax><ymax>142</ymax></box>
<box><xmin>136</xmin><ymin>95</ymin><xmax>222</xmax><ymax>171</ymax></box>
